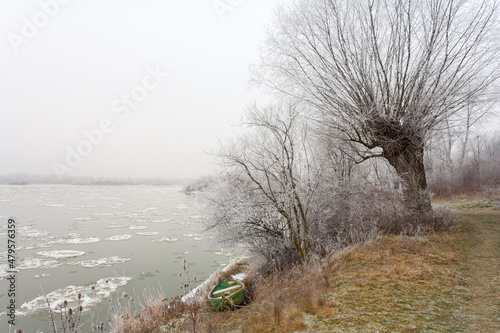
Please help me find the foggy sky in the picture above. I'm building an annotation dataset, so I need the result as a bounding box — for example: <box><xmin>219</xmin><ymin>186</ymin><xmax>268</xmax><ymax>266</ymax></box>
<box><xmin>0</xmin><ymin>0</ymin><xmax>283</xmax><ymax>180</ymax></box>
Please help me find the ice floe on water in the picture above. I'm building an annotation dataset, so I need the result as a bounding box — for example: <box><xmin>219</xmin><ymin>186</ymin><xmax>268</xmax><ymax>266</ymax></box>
<box><xmin>18</xmin><ymin>258</ymin><xmax>63</xmax><ymax>270</ymax></box>
<box><xmin>152</xmin><ymin>218</ymin><xmax>174</xmax><ymax>223</ymax></box>
<box><xmin>58</xmin><ymin>235</ymin><xmax>101</xmax><ymax>245</ymax></box>
<box><xmin>214</xmin><ymin>248</ymin><xmax>235</xmax><ymax>257</ymax></box>
<box><xmin>105</xmin><ymin>234</ymin><xmax>132</xmax><ymax>241</ymax></box>
<box><xmin>184</xmin><ymin>234</ymin><xmax>203</xmax><ymax>241</ymax></box>
<box><xmin>70</xmin><ymin>256</ymin><xmax>131</xmax><ymax>268</ymax></box>
<box><xmin>33</xmin><ymin>273</ymin><xmax>51</xmax><ymax>279</ymax></box>
<box><xmin>106</xmin><ymin>223</ymin><xmax>128</xmax><ymax>229</ymax></box>
<box><xmin>136</xmin><ymin>231</ymin><xmax>159</xmax><ymax>236</ymax></box>
<box><xmin>73</xmin><ymin>217</ymin><xmax>94</xmax><ymax>221</ymax></box>
<box><xmin>91</xmin><ymin>212</ymin><xmax>114</xmax><ymax>216</ymax></box>
<box><xmin>22</xmin><ymin>233</ymin><xmax>101</xmax><ymax>250</ymax></box>
<box><xmin>129</xmin><ymin>225</ymin><xmax>147</xmax><ymax>230</ymax></box>
<box><xmin>0</xmin><ymin>263</ymin><xmax>10</xmax><ymax>279</ymax></box>
<box><xmin>141</xmin><ymin>207</ymin><xmax>160</xmax><ymax>214</ymax></box>
<box><xmin>44</xmin><ymin>203</ymin><xmax>65</xmax><ymax>207</ymax></box>
<box><xmin>16</xmin><ymin>225</ymin><xmax>51</xmax><ymax>239</ymax></box>
<box><xmin>37</xmin><ymin>250</ymin><xmax>86</xmax><ymax>259</ymax></box>
<box><xmin>15</xmin><ymin>277</ymin><xmax>132</xmax><ymax>317</ymax></box>
<box><xmin>151</xmin><ymin>237</ymin><xmax>179</xmax><ymax>243</ymax></box>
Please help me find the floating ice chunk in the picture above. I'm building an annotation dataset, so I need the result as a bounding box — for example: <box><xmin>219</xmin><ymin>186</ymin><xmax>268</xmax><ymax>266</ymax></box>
<box><xmin>138</xmin><ymin>271</ymin><xmax>157</xmax><ymax>279</ymax></box>
<box><xmin>18</xmin><ymin>258</ymin><xmax>62</xmax><ymax>270</ymax></box>
<box><xmin>18</xmin><ymin>226</ymin><xmax>51</xmax><ymax>239</ymax></box>
<box><xmin>106</xmin><ymin>224</ymin><xmax>128</xmax><ymax>229</ymax></box>
<box><xmin>151</xmin><ymin>237</ymin><xmax>179</xmax><ymax>243</ymax></box>
<box><xmin>22</xmin><ymin>233</ymin><xmax>100</xmax><ymax>249</ymax></box>
<box><xmin>16</xmin><ymin>276</ymin><xmax>132</xmax><ymax>317</ymax></box>
<box><xmin>128</xmin><ymin>225</ymin><xmax>147</xmax><ymax>230</ymax></box>
<box><xmin>151</xmin><ymin>218</ymin><xmax>174</xmax><ymax>223</ymax></box>
<box><xmin>33</xmin><ymin>273</ymin><xmax>51</xmax><ymax>279</ymax></box>
<box><xmin>0</xmin><ymin>264</ymin><xmax>9</xmax><ymax>279</ymax></box>
<box><xmin>91</xmin><ymin>212</ymin><xmax>114</xmax><ymax>216</ymax></box>
<box><xmin>136</xmin><ymin>232</ymin><xmax>159</xmax><ymax>236</ymax></box>
<box><xmin>37</xmin><ymin>250</ymin><xmax>86</xmax><ymax>259</ymax></box>
<box><xmin>70</xmin><ymin>256</ymin><xmax>131</xmax><ymax>268</ymax></box>
<box><xmin>214</xmin><ymin>249</ymin><xmax>234</xmax><ymax>257</ymax></box>
<box><xmin>59</xmin><ymin>236</ymin><xmax>101</xmax><ymax>245</ymax></box>
<box><xmin>105</xmin><ymin>234</ymin><xmax>132</xmax><ymax>241</ymax></box>
<box><xmin>183</xmin><ymin>233</ymin><xmax>202</xmax><ymax>241</ymax></box>
<box><xmin>44</xmin><ymin>203</ymin><xmax>65</xmax><ymax>207</ymax></box>
<box><xmin>141</xmin><ymin>207</ymin><xmax>159</xmax><ymax>213</ymax></box>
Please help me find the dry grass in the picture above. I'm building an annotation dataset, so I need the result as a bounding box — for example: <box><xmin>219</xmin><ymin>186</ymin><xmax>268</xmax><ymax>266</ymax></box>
<box><xmin>180</xmin><ymin>199</ymin><xmax>499</xmax><ymax>332</ymax></box>
<box><xmin>110</xmin><ymin>289</ymin><xmax>187</xmax><ymax>333</ymax></box>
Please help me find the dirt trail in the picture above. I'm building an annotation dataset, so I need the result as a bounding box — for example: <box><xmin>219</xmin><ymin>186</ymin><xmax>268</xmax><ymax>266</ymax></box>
<box><xmin>459</xmin><ymin>210</ymin><xmax>500</xmax><ymax>332</ymax></box>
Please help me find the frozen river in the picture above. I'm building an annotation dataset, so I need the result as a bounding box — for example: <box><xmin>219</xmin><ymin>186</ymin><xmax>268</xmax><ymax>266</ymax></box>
<box><xmin>0</xmin><ymin>185</ymin><xmax>235</xmax><ymax>332</ymax></box>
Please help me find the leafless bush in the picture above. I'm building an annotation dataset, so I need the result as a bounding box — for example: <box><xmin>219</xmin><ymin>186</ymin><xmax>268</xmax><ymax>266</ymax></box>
<box><xmin>183</xmin><ymin>176</ymin><xmax>216</xmax><ymax>194</ymax></box>
<box><xmin>428</xmin><ymin>132</ymin><xmax>500</xmax><ymax>197</ymax></box>
<box><xmin>203</xmin><ymin>168</ymin><xmax>448</xmax><ymax>273</ymax></box>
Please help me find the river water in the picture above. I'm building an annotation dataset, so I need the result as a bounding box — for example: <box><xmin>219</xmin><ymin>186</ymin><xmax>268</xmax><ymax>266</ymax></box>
<box><xmin>0</xmin><ymin>185</ymin><xmax>234</xmax><ymax>332</ymax></box>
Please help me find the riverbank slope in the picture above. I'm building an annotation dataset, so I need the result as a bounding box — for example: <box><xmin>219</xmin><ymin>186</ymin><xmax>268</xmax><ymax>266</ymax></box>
<box><xmin>154</xmin><ymin>197</ymin><xmax>499</xmax><ymax>332</ymax></box>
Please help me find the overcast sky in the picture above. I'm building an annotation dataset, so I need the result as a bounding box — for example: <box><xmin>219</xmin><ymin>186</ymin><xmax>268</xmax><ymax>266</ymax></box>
<box><xmin>0</xmin><ymin>0</ymin><xmax>285</xmax><ymax>180</ymax></box>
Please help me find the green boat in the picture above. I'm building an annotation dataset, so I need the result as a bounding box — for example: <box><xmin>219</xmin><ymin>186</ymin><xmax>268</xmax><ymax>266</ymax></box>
<box><xmin>208</xmin><ymin>278</ymin><xmax>245</xmax><ymax>310</ymax></box>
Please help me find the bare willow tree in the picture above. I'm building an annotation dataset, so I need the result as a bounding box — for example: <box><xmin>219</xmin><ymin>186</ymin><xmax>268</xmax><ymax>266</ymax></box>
<box><xmin>205</xmin><ymin>103</ymin><xmax>324</xmax><ymax>263</ymax></box>
<box><xmin>254</xmin><ymin>0</ymin><xmax>499</xmax><ymax>213</ymax></box>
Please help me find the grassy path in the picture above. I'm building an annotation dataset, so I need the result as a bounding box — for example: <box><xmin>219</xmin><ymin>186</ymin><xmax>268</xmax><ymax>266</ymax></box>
<box><xmin>304</xmin><ymin>203</ymin><xmax>500</xmax><ymax>332</ymax></box>
<box><xmin>456</xmin><ymin>208</ymin><xmax>500</xmax><ymax>332</ymax></box>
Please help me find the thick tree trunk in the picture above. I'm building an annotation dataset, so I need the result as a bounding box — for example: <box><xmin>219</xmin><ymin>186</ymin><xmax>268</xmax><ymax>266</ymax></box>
<box><xmin>383</xmin><ymin>144</ymin><xmax>433</xmax><ymax>214</ymax></box>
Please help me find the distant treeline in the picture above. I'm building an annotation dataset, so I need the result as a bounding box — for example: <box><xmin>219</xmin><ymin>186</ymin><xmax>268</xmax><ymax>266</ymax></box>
<box><xmin>0</xmin><ymin>173</ymin><xmax>191</xmax><ymax>186</ymax></box>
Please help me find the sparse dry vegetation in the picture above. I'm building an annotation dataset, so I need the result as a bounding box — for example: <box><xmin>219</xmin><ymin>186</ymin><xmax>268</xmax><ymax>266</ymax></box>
<box><xmin>109</xmin><ymin>290</ymin><xmax>185</xmax><ymax>333</ymax></box>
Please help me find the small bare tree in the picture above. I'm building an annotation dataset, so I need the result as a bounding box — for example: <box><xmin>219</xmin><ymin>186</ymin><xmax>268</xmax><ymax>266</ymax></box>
<box><xmin>254</xmin><ymin>0</ymin><xmax>499</xmax><ymax>213</ymax></box>
<box><xmin>204</xmin><ymin>102</ymin><xmax>324</xmax><ymax>263</ymax></box>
